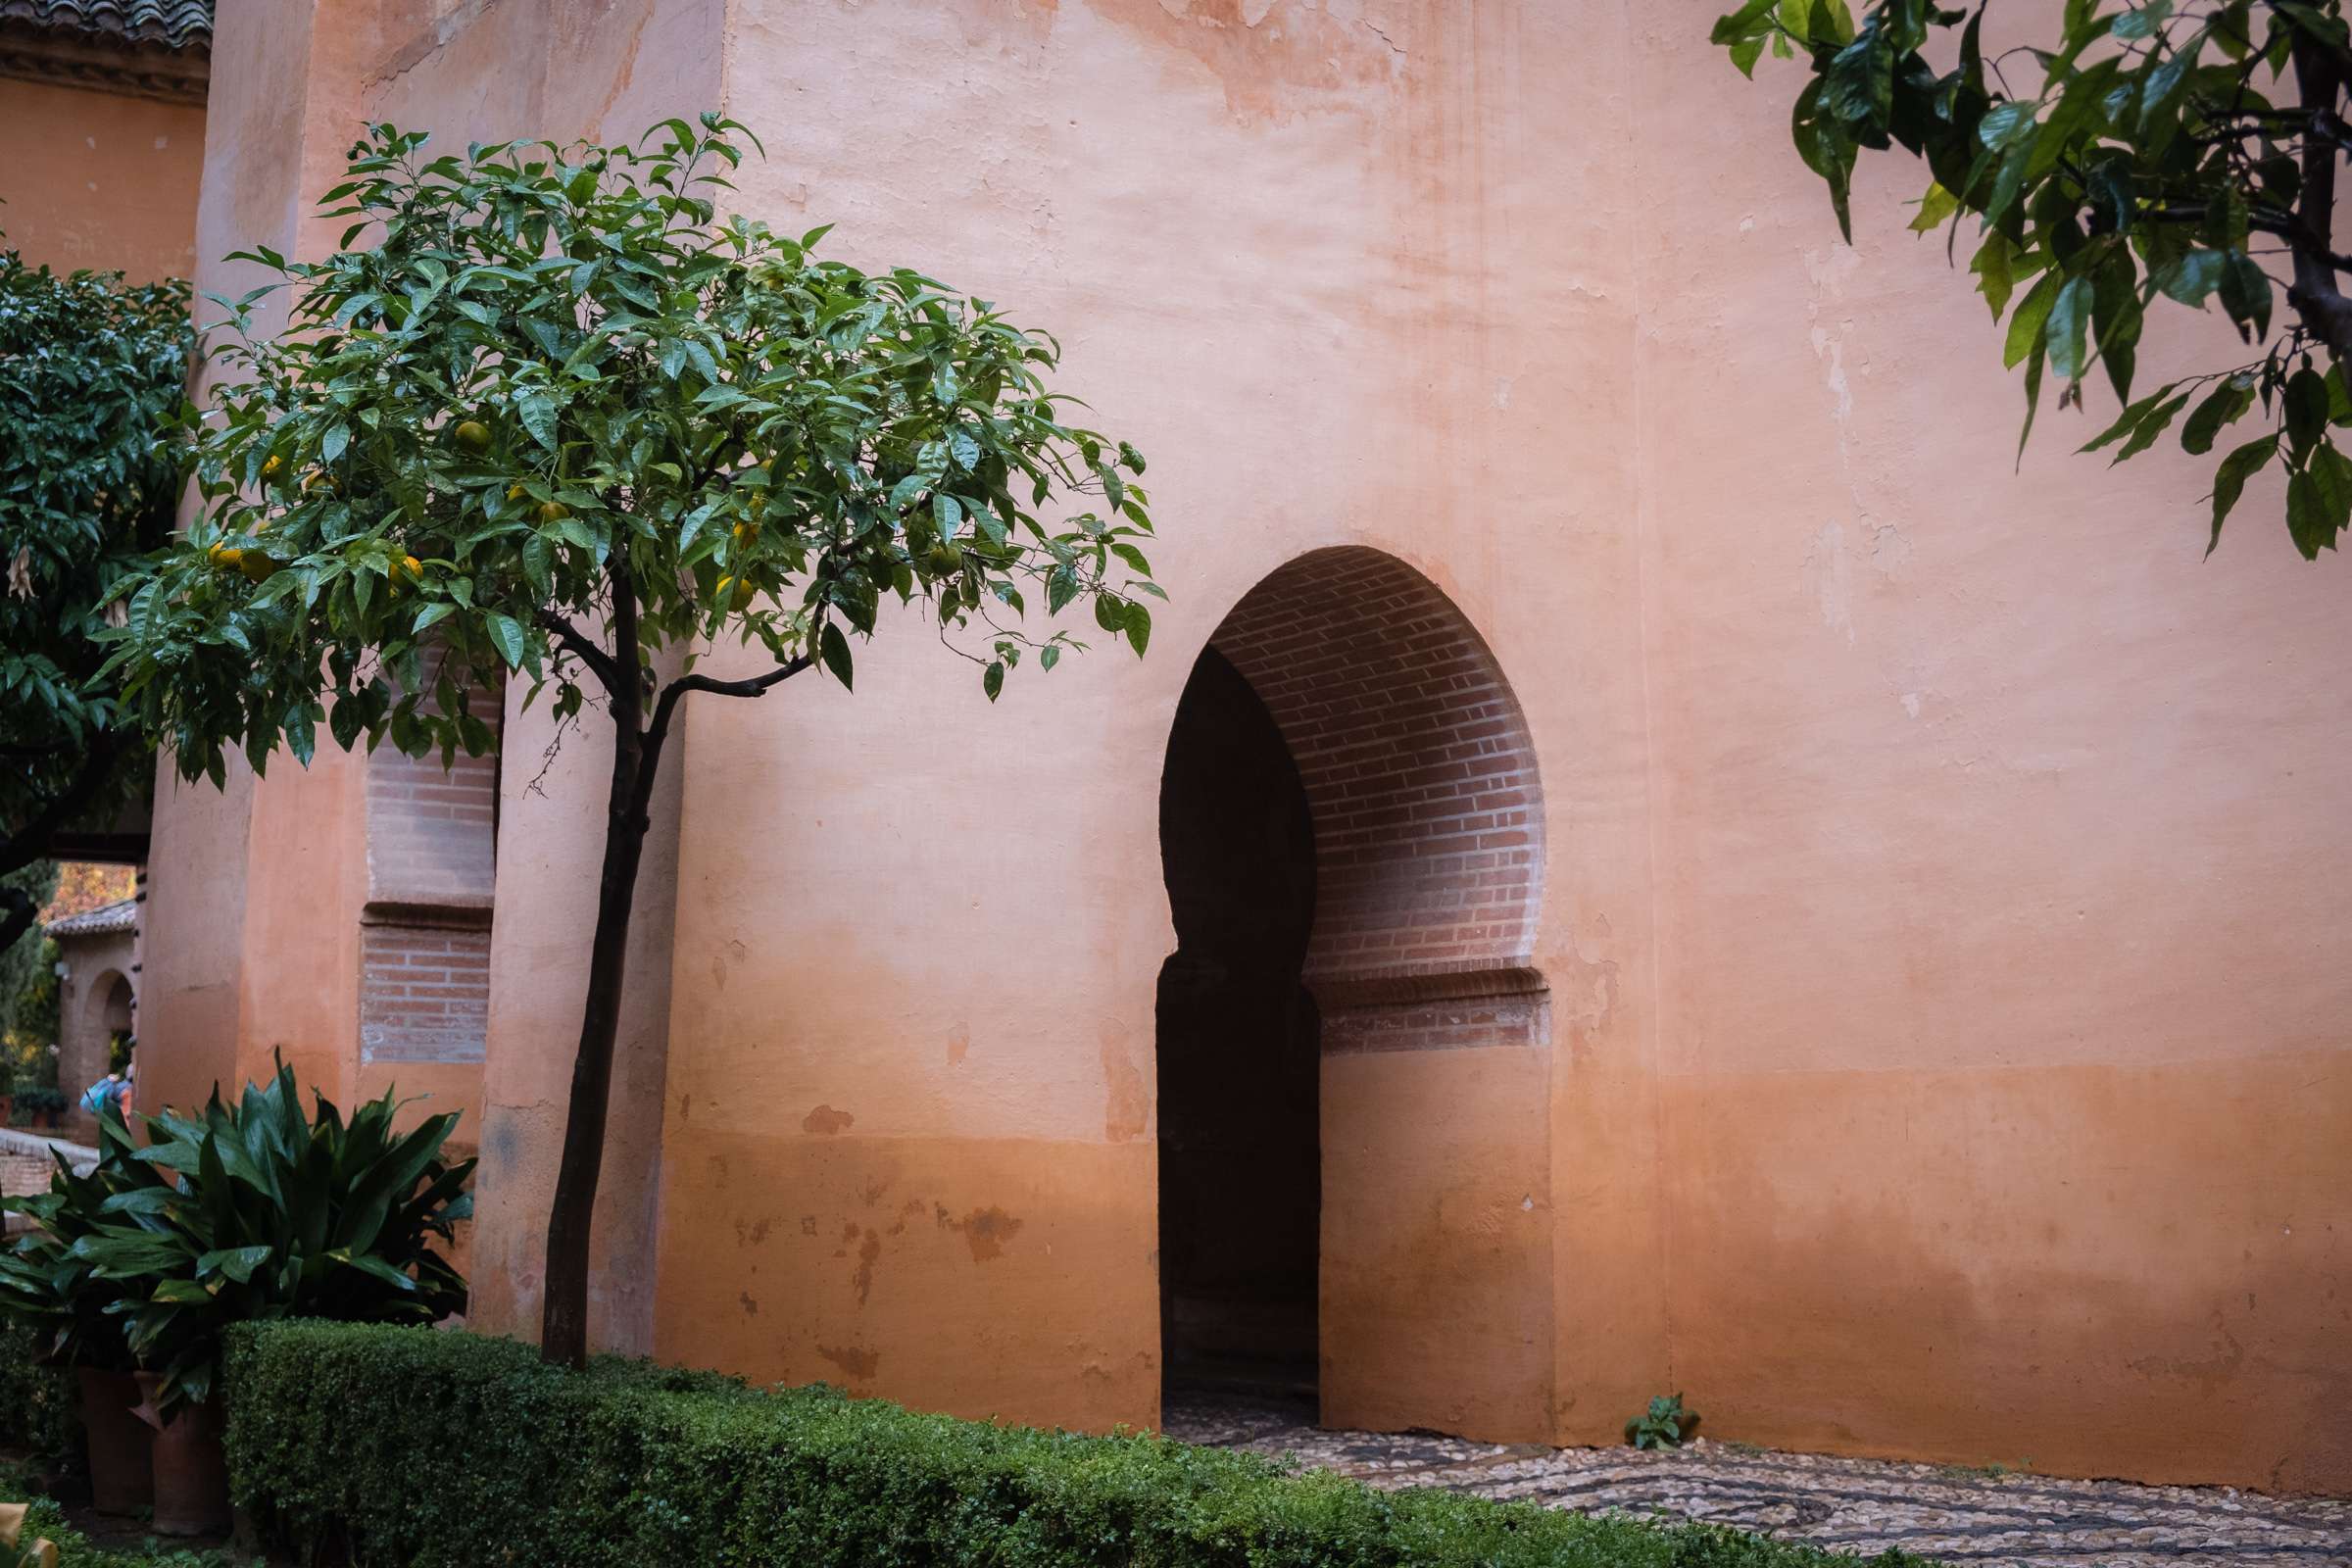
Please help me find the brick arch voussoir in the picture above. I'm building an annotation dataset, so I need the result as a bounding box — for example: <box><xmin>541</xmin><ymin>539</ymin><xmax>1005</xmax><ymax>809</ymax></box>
<box><xmin>1205</xmin><ymin>547</ymin><xmax>1548</xmax><ymax>1055</ymax></box>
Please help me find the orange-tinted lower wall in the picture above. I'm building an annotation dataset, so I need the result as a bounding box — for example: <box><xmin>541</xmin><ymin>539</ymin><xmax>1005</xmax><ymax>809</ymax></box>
<box><xmin>1321</xmin><ymin>1045</ymin><xmax>1554</xmax><ymax>1442</ymax></box>
<box><xmin>1662</xmin><ymin>1052</ymin><xmax>2350</xmax><ymax>1494</ymax></box>
<box><xmin>653</xmin><ymin>1130</ymin><xmax>1160</xmax><ymax>1432</ymax></box>
<box><xmin>0</xmin><ymin>77</ymin><xmax>201</xmax><ymax>282</ymax></box>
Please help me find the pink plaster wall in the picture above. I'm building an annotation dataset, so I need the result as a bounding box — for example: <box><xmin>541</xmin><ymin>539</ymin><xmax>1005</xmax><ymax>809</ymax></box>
<box><xmin>1623</xmin><ymin>3</ymin><xmax>2352</xmax><ymax>1489</ymax></box>
<box><xmin>0</xmin><ymin>77</ymin><xmax>202</xmax><ymax>281</ymax></box>
<box><xmin>148</xmin><ymin>0</ymin><xmax>2352</xmax><ymax>1494</ymax></box>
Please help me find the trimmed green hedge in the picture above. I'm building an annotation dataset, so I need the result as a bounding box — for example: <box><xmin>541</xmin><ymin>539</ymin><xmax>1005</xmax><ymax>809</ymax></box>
<box><xmin>224</xmin><ymin>1323</ymin><xmax>1929</xmax><ymax>1568</ymax></box>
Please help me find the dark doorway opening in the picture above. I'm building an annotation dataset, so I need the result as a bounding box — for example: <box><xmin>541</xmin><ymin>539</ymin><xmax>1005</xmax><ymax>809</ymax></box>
<box><xmin>1156</xmin><ymin>645</ymin><xmax>1320</xmax><ymax>1405</ymax></box>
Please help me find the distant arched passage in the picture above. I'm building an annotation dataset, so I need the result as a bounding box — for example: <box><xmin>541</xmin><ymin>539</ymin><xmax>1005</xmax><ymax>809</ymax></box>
<box><xmin>1155</xmin><ymin>546</ymin><xmax>1549</xmax><ymax>1421</ymax></box>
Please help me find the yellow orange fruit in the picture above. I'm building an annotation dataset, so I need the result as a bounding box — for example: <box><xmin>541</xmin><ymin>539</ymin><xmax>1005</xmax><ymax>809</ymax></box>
<box><xmin>536</xmin><ymin>501</ymin><xmax>570</xmax><ymax>525</ymax></box>
<box><xmin>453</xmin><ymin>419</ymin><xmax>492</xmax><ymax>455</ymax></box>
<box><xmin>716</xmin><ymin>574</ymin><xmax>755</xmax><ymax>612</ymax></box>
<box><xmin>261</xmin><ymin>455</ymin><xmax>284</xmax><ymax>480</ymax></box>
<box><xmin>207</xmin><ymin>543</ymin><xmax>244</xmax><ymax>573</ymax></box>
<box><xmin>237</xmin><ymin>551</ymin><xmax>279</xmax><ymax>584</ymax></box>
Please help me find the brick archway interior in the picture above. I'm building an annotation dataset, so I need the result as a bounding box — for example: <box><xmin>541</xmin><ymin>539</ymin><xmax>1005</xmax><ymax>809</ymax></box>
<box><xmin>1207</xmin><ymin>546</ymin><xmax>1547</xmax><ymax>1048</ymax></box>
<box><xmin>1154</xmin><ymin>547</ymin><xmax>1551</xmax><ymax>1421</ymax></box>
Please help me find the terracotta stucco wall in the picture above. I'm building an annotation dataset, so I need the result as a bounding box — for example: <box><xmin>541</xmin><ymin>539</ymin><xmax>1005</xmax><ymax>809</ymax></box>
<box><xmin>651</xmin><ymin>0</ymin><xmax>1663</xmax><ymax>1442</ymax></box>
<box><xmin>150</xmin><ymin>0</ymin><xmax>2351</xmax><ymax>1496</ymax></box>
<box><xmin>1627</xmin><ymin>10</ymin><xmax>2351</xmax><ymax>1494</ymax></box>
<box><xmin>0</xmin><ymin>76</ymin><xmax>202</xmax><ymax>282</ymax></box>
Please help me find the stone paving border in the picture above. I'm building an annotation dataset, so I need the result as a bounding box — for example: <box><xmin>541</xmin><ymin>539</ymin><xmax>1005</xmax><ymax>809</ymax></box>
<box><xmin>1164</xmin><ymin>1394</ymin><xmax>2351</xmax><ymax>1568</ymax></box>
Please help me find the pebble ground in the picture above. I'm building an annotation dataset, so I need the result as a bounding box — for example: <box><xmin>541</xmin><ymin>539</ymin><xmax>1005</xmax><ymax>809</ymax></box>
<box><xmin>1163</xmin><ymin>1392</ymin><xmax>2351</xmax><ymax>1568</ymax></box>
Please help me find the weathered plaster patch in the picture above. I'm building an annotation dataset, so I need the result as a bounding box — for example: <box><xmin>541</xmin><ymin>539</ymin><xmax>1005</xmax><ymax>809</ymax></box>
<box><xmin>817</xmin><ymin>1343</ymin><xmax>880</xmax><ymax>1380</ymax></box>
<box><xmin>1804</xmin><ymin>521</ymin><xmax>1855</xmax><ymax>645</ymax></box>
<box><xmin>803</xmin><ymin>1103</ymin><xmax>855</xmax><ymax>1134</ymax></box>
<box><xmin>1090</xmin><ymin>0</ymin><xmax>1406</xmax><ymax>122</ymax></box>
<box><xmin>947</xmin><ymin>1022</ymin><xmax>971</xmax><ymax>1065</ymax></box>
<box><xmin>1101</xmin><ymin>1022</ymin><xmax>1148</xmax><ymax>1141</ymax></box>
<box><xmin>951</xmin><ymin>1204</ymin><xmax>1026</xmax><ymax>1261</ymax></box>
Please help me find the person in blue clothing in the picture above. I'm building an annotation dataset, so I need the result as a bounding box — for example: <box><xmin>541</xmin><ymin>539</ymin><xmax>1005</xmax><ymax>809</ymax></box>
<box><xmin>78</xmin><ymin>1059</ymin><xmax>132</xmax><ymax>1120</ymax></box>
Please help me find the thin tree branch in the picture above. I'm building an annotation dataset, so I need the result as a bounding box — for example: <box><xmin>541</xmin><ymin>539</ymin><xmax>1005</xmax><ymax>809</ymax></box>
<box><xmin>631</xmin><ymin>655</ymin><xmax>813</xmax><ymax>824</ymax></box>
<box><xmin>535</xmin><ymin>609</ymin><xmax>622</xmax><ymax>695</ymax></box>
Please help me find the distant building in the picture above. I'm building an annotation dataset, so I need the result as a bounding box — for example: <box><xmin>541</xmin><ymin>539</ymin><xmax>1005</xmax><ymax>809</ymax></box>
<box><xmin>0</xmin><ymin>0</ymin><xmax>208</xmax><ymax>282</ymax></box>
<box><xmin>44</xmin><ymin>895</ymin><xmax>135</xmax><ymax>1140</ymax></box>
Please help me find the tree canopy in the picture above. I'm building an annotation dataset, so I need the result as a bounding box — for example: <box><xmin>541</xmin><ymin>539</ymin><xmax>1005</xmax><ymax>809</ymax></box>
<box><xmin>1711</xmin><ymin>0</ymin><xmax>2352</xmax><ymax>558</ymax></box>
<box><xmin>0</xmin><ymin>251</ymin><xmax>192</xmax><ymax>948</ymax></box>
<box><xmin>103</xmin><ymin>117</ymin><xmax>1158</xmax><ymax>787</ymax></box>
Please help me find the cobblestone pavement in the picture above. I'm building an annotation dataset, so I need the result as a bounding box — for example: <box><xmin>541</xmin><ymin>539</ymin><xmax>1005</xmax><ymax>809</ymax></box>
<box><xmin>1163</xmin><ymin>1392</ymin><xmax>2351</xmax><ymax>1568</ymax></box>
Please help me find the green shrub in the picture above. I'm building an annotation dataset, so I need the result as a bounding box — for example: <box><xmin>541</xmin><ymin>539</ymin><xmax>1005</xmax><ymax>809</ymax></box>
<box><xmin>224</xmin><ymin>1321</ymin><xmax>1935</xmax><ymax>1568</ymax></box>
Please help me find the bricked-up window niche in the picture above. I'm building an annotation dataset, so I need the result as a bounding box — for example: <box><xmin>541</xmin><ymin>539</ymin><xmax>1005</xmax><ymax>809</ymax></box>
<box><xmin>360</xmin><ymin>664</ymin><xmax>502</xmax><ymax>1066</ymax></box>
<box><xmin>1206</xmin><ymin>547</ymin><xmax>1547</xmax><ymax>1053</ymax></box>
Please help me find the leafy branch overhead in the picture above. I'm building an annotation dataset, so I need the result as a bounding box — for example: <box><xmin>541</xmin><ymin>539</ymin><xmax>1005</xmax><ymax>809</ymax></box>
<box><xmin>1712</xmin><ymin>0</ymin><xmax>2352</xmax><ymax>558</ymax></box>
<box><xmin>102</xmin><ymin>114</ymin><xmax>1161</xmax><ymax>790</ymax></box>
<box><xmin>0</xmin><ymin>252</ymin><xmax>192</xmax><ymax>949</ymax></box>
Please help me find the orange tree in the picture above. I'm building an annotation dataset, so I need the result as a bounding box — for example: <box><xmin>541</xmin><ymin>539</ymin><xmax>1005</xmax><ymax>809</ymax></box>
<box><xmin>101</xmin><ymin>116</ymin><xmax>1161</xmax><ymax>1368</ymax></box>
<box><xmin>1711</xmin><ymin>0</ymin><xmax>2352</xmax><ymax>558</ymax></box>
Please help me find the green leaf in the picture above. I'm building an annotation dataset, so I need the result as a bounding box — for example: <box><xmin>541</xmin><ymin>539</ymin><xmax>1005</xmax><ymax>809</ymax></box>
<box><xmin>2208</xmin><ymin>434</ymin><xmax>2278</xmax><ymax>556</ymax></box>
<box><xmin>2179</xmin><ymin>377</ymin><xmax>2253</xmax><ymax>456</ymax></box>
<box><xmin>2286</xmin><ymin>466</ymin><xmax>2330</xmax><ymax>559</ymax></box>
<box><xmin>819</xmin><ymin>621</ymin><xmax>853</xmax><ymax>690</ymax></box>
<box><xmin>2154</xmin><ymin>250</ymin><xmax>2228</xmax><ymax>308</ymax></box>
<box><xmin>983</xmin><ymin>660</ymin><xmax>1004</xmax><ymax>702</ymax></box>
<box><xmin>2004</xmin><ymin>271</ymin><xmax>2061</xmax><ymax>370</ymax></box>
<box><xmin>2217</xmin><ymin>251</ymin><xmax>2273</xmax><ymax>341</ymax></box>
<box><xmin>2043</xmin><ymin>275</ymin><xmax>2094</xmax><ymax>383</ymax></box>
<box><xmin>485</xmin><ymin>612</ymin><xmax>526</xmax><ymax>669</ymax></box>
<box><xmin>1909</xmin><ymin>182</ymin><xmax>1959</xmax><ymax>234</ymax></box>
<box><xmin>2111</xmin><ymin>390</ymin><xmax>2190</xmax><ymax>462</ymax></box>
<box><xmin>1971</xmin><ymin>233</ymin><xmax>2020</xmax><ymax>319</ymax></box>
<box><xmin>2285</xmin><ymin>368</ymin><xmax>2329</xmax><ymax>452</ymax></box>
<box><xmin>1710</xmin><ymin>0</ymin><xmax>1779</xmax><ymax>45</ymax></box>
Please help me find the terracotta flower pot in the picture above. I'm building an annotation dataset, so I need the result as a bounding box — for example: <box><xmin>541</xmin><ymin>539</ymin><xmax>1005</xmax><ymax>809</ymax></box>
<box><xmin>132</xmin><ymin>1374</ymin><xmax>229</xmax><ymax>1538</ymax></box>
<box><xmin>75</xmin><ymin>1366</ymin><xmax>153</xmax><ymax>1516</ymax></box>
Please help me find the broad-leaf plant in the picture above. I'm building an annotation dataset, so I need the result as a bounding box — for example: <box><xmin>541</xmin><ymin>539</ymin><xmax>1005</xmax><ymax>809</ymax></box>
<box><xmin>0</xmin><ymin>1060</ymin><xmax>470</xmax><ymax>1412</ymax></box>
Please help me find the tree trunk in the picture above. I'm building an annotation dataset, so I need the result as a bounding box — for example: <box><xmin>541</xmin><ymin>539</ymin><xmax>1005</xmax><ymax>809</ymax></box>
<box><xmin>540</xmin><ymin>564</ymin><xmax>648</xmax><ymax>1370</ymax></box>
<box><xmin>537</xmin><ymin>718</ymin><xmax>649</xmax><ymax>1369</ymax></box>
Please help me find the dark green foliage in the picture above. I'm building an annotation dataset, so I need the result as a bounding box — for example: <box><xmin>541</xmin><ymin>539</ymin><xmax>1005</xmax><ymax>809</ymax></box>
<box><xmin>1626</xmin><ymin>1394</ymin><xmax>1700</xmax><ymax>1450</ymax></box>
<box><xmin>1710</xmin><ymin>0</ymin><xmax>2352</xmax><ymax>558</ymax></box>
<box><xmin>0</xmin><ymin>252</ymin><xmax>190</xmax><ymax>947</ymax></box>
<box><xmin>0</xmin><ymin>865</ymin><xmax>60</xmax><ymax>1089</ymax></box>
<box><xmin>0</xmin><ymin>1318</ymin><xmax>77</xmax><ymax>1469</ymax></box>
<box><xmin>0</xmin><ymin>1458</ymin><xmax>257</xmax><ymax>1567</ymax></box>
<box><xmin>224</xmin><ymin>1321</ymin><xmax>1936</xmax><ymax>1568</ymax></box>
<box><xmin>0</xmin><ymin>1062</ymin><xmax>471</xmax><ymax>1412</ymax></box>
